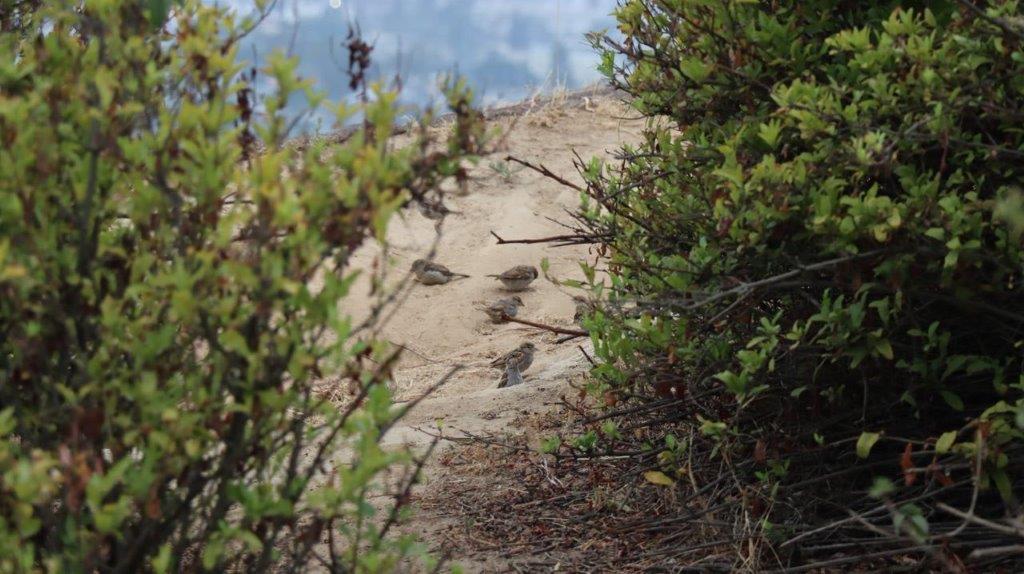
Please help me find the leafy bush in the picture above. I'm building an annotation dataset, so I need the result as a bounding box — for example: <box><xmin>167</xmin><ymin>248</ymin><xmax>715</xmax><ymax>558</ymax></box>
<box><xmin>0</xmin><ymin>0</ymin><xmax>484</xmax><ymax>571</ymax></box>
<box><xmin>563</xmin><ymin>0</ymin><xmax>1024</xmax><ymax>569</ymax></box>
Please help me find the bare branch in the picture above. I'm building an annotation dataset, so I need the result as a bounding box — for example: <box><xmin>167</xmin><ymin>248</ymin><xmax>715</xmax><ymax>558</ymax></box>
<box><xmin>502</xmin><ymin>315</ymin><xmax>589</xmax><ymax>338</ymax></box>
<box><xmin>490</xmin><ymin>229</ymin><xmax>600</xmax><ymax>246</ymax></box>
<box><xmin>505</xmin><ymin>155</ymin><xmax>585</xmax><ymax>192</ymax></box>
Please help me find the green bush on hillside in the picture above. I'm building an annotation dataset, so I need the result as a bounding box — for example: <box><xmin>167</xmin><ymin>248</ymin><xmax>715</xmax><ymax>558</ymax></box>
<box><xmin>0</xmin><ymin>0</ymin><xmax>484</xmax><ymax>571</ymax></box>
<box><xmin>570</xmin><ymin>0</ymin><xmax>1024</xmax><ymax>568</ymax></box>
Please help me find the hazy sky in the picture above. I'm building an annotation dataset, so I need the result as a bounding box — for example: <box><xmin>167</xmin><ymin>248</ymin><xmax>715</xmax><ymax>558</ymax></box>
<box><xmin>211</xmin><ymin>0</ymin><xmax>618</xmax><ymax>131</ymax></box>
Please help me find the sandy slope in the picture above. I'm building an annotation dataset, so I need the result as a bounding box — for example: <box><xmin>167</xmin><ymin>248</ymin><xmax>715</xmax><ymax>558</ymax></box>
<box><xmin>321</xmin><ymin>90</ymin><xmax>642</xmax><ymax>570</ymax></box>
<box><xmin>337</xmin><ymin>90</ymin><xmax>643</xmax><ymax>452</ymax></box>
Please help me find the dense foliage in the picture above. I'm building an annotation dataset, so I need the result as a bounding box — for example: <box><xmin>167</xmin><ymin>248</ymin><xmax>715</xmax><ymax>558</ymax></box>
<box><xmin>567</xmin><ymin>0</ymin><xmax>1024</xmax><ymax>569</ymax></box>
<box><xmin>0</xmin><ymin>0</ymin><xmax>484</xmax><ymax>571</ymax></box>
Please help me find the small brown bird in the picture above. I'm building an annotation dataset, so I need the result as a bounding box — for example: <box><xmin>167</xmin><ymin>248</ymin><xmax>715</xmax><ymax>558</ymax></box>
<box><xmin>572</xmin><ymin>295</ymin><xmax>596</xmax><ymax>326</ymax></box>
<box><xmin>487</xmin><ymin>265</ymin><xmax>539</xmax><ymax>291</ymax></box>
<box><xmin>410</xmin><ymin>259</ymin><xmax>470</xmax><ymax>285</ymax></box>
<box><xmin>480</xmin><ymin>296</ymin><xmax>525</xmax><ymax>323</ymax></box>
<box><xmin>491</xmin><ymin>342</ymin><xmax>537</xmax><ymax>388</ymax></box>
<box><xmin>417</xmin><ymin>200</ymin><xmax>461</xmax><ymax>220</ymax></box>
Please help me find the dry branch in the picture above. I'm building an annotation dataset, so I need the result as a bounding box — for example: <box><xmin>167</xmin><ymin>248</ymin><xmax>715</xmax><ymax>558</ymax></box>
<box><xmin>505</xmin><ymin>155</ymin><xmax>585</xmax><ymax>192</ymax></box>
<box><xmin>489</xmin><ymin>230</ymin><xmax>597</xmax><ymax>246</ymax></box>
<box><xmin>502</xmin><ymin>315</ymin><xmax>589</xmax><ymax>338</ymax></box>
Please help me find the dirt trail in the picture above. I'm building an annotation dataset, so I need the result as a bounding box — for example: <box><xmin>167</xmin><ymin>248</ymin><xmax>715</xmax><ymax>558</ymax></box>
<box><xmin>343</xmin><ymin>90</ymin><xmax>643</xmax><ymax>569</ymax></box>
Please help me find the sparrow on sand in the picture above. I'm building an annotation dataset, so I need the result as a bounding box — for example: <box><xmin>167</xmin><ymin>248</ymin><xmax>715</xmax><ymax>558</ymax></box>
<box><xmin>480</xmin><ymin>296</ymin><xmax>525</xmax><ymax>323</ymax></box>
<box><xmin>487</xmin><ymin>265</ymin><xmax>539</xmax><ymax>291</ymax></box>
<box><xmin>411</xmin><ymin>259</ymin><xmax>470</xmax><ymax>285</ymax></box>
<box><xmin>572</xmin><ymin>295</ymin><xmax>597</xmax><ymax>326</ymax></box>
<box><xmin>491</xmin><ymin>342</ymin><xmax>537</xmax><ymax>388</ymax></box>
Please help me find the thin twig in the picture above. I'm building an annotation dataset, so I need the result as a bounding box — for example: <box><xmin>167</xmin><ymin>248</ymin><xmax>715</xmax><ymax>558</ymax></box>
<box><xmin>490</xmin><ymin>229</ymin><xmax>600</xmax><ymax>246</ymax></box>
<box><xmin>969</xmin><ymin>544</ymin><xmax>1024</xmax><ymax>559</ymax></box>
<box><xmin>505</xmin><ymin>155</ymin><xmax>585</xmax><ymax>192</ymax></box>
<box><xmin>577</xmin><ymin>345</ymin><xmax>596</xmax><ymax>367</ymax></box>
<box><xmin>502</xmin><ymin>315</ymin><xmax>589</xmax><ymax>337</ymax></box>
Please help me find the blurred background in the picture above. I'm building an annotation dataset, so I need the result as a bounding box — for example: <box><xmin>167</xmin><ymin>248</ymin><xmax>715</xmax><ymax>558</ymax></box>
<box><xmin>213</xmin><ymin>0</ymin><xmax>619</xmax><ymax>132</ymax></box>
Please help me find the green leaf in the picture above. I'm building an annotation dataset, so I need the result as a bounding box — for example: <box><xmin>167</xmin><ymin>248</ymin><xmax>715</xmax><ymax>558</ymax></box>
<box><xmin>940</xmin><ymin>391</ymin><xmax>964</xmax><ymax>411</ymax></box>
<box><xmin>991</xmin><ymin>469</ymin><xmax>1015</xmax><ymax>504</ymax></box>
<box><xmin>856</xmin><ymin>432</ymin><xmax>881</xmax><ymax>459</ymax></box>
<box><xmin>0</xmin><ymin>408</ymin><xmax>15</xmax><ymax>436</ymax></box>
<box><xmin>679</xmin><ymin>57</ymin><xmax>712</xmax><ymax>82</ymax></box>
<box><xmin>935</xmin><ymin>431</ymin><xmax>957</xmax><ymax>454</ymax></box>
<box><xmin>539</xmin><ymin>436</ymin><xmax>561</xmax><ymax>454</ymax></box>
<box><xmin>220</xmin><ymin>330</ymin><xmax>249</xmax><ymax>355</ymax></box>
<box><xmin>202</xmin><ymin>538</ymin><xmax>224</xmax><ymax>570</ymax></box>
<box><xmin>235</xmin><ymin>529</ymin><xmax>264</xmax><ymax>553</ymax></box>
<box><xmin>758</xmin><ymin>120</ymin><xmax>783</xmax><ymax>148</ymax></box>
<box><xmin>151</xmin><ymin>544</ymin><xmax>173</xmax><ymax>574</ymax></box>
<box><xmin>643</xmin><ymin>470</ymin><xmax>676</xmax><ymax>487</ymax></box>
<box><xmin>869</xmin><ymin>477</ymin><xmax>895</xmax><ymax>498</ymax></box>
<box><xmin>981</xmin><ymin>401</ymin><xmax>1013</xmax><ymax>420</ymax></box>
<box><xmin>874</xmin><ymin>339</ymin><xmax>894</xmax><ymax>360</ymax></box>
<box><xmin>146</xmin><ymin>0</ymin><xmax>173</xmax><ymax>29</ymax></box>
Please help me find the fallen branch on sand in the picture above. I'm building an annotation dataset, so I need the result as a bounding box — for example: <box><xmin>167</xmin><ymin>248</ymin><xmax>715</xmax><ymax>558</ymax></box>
<box><xmin>501</xmin><ymin>315</ymin><xmax>589</xmax><ymax>339</ymax></box>
<box><xmin>505</xmin><ymin>155</ymin><xmax>585</xmax><ymax>192</ymax></box>
<box><xmin>489</xmin><ymin>230</ymin><xmax>597</xmax><ymax>246</ymax></box>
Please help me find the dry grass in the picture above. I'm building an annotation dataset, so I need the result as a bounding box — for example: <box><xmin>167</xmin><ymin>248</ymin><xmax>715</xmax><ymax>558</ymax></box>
<box><xmin>415</xmin><ymin>405</ymin><xmax>741</xmax><ymax>572</ymax></box>
<box><xmin>412</xmin><ymin>398</ymin><xmax>998</xmax><ymax>573</ymax></box>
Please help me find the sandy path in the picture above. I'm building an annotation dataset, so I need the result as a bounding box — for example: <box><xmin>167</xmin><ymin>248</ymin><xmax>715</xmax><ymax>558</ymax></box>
<box><xmin>336</xmin><ymin>91</ymin><xmax>642</xmax><ymax>569</ymax></box>
<box><xmin>338</xmin><ymin>91</ymin><xmax>641</xmax><ymax>442</ymax></box>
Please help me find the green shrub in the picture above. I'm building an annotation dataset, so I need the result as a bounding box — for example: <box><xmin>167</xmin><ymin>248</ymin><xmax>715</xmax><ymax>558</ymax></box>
<box><xmin>0</xmin><ymin>0</ymin><xmax>484</xmax><ymax>571</ymax></box>
<box><xmin>570</xmin><ymin>0</ymin><xmax>1024</xmax><ymax>568</ymax></box>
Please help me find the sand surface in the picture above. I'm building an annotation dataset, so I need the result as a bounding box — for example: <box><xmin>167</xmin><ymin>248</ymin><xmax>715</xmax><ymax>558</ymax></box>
<box><xmin>337</xmin><ymin>90</ymin><xmax>642</xmax><ymax>444</ymax></box>
<box><xmin>333</xmin><ymin>89</ymin><xmax>643</xmax><ymax>570</ymax></box>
